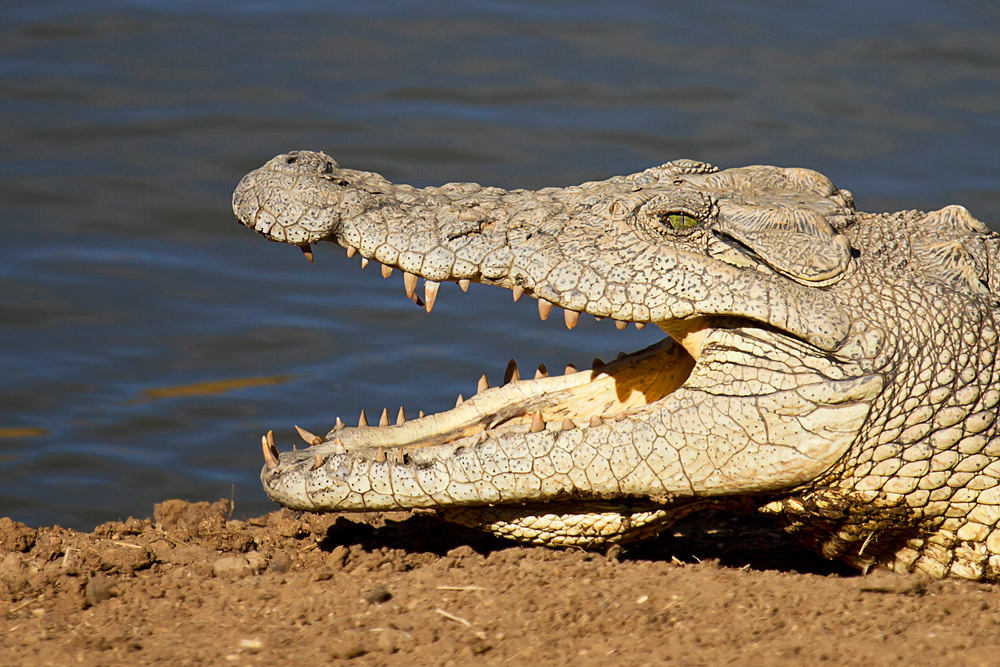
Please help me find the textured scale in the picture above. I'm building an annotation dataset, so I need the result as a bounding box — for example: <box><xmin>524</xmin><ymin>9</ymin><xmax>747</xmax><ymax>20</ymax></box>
<box><xmin>234</xmin><ymin>151</ymin><xmax>1000</xmax><ymax>580</ymax></box>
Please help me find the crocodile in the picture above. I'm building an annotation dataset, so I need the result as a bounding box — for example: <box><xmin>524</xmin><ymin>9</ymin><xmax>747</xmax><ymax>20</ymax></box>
<box><xmin>232</xmin><ymin>151</ymin><xmax>1000</xmax><ymax>580</ymax></box>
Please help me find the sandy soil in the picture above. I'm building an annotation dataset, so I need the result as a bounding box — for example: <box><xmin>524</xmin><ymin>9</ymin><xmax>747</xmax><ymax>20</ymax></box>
<box><xmin>0</xmin><ymin>501</ymin><xmax>998</xmax><ymax>666</ymax></box>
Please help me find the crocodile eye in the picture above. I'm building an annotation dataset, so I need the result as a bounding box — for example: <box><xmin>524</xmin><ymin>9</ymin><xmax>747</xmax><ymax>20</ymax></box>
<box><xmin>662</xmin><ymin>212</ymin><xmax>699</xmax><ymax>231</ymax></box>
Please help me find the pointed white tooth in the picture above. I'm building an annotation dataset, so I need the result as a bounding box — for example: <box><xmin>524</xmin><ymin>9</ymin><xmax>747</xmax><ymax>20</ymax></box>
<box><xmin>538</xmin><ymin>299</ymin><xmax>553</xmax><ymax>320</ymax></box>
<box><xmin>375</xmin><ymin>447</ymin><xmax>386</xmax><ymax>463</ymax></box>
<box><xmin>394</xmin><ymin>449</ymin><xmax>405</xmax><ymax>464</ymax></box>
<box><xmin>561</xmin><ymin>418</ymin><xmax>575</xmax><ymax>431</ymax></box>
<box><xmin>360</xmin><ymin>258</ymin><xmax>369</xmax><ymax>269</ymax></box>
<box><xmin>300</xmin><ymin>244</ymin><xmax>314</xmax><ymax>264</ymax></box>
<box><xmin>358</xmin><ymin>409</ymin><xmax>368</xmax><ymax>427</ymax></box>
<box><xmin>589</xmin><ymin>415</ymin><xmax>603</xmax><ymax>427</ymax></box>
<box><xmin>295</xmin><ymin>425</ymin><xmax>324</xmax><ymax>446</ymax></box>
<box><xmin>379</xmin><ymin>408</ymin><xmax>390</xmax><ymax>427</ymax></box>
<box><xmin>334</xmin><ymin>417</ymin><xmax>345</xmax><ymax>430</ymax></box>
<box><xmin>424</xmin><ymin>280</ymin><xmax>439</xmax><ymax>313</ymax></box>
<box><xmin>333</xmin><ymin>438</ymin><xmax>346</xmax><ymax>455</ymax></box>
<box><xmin>615</xmin><ymin>320</ymin><xmax>628</xmax><ymax>330</ymax></box>
<box><xmin>512</xmin><ymin>286</ymin><xmax>525</xmax><ymax>302</ymax></box>
<box><xmin>477</xmin><ymin>374</ymin><xmax>490</xmax><ymax>394</ymax></box>
<box><xmin>262</xmin><ymin>433</ymin><xmax>279</xmax><ymax>469</ymax></box>
<box><xmin>564</xmin><ymin>364</ymin><xmax>577</xmax><ymax>375</ymax></box>
<box><xmin>396</xmin><ymin>407</ymin><xmax>406</xmax><ymax>425</ymax></box>
<box><xmin>311</xmin><ymin>453</ymin><xmax>325</xmax><ymax>470</ymax></box>
<box><xmin>635</xmin><ymin>322</ymin><xmax>646</xmax><ymax>330</ymax></box>
<box><xmin>346</xmin><ymin>247</ymin><xmax>357</xmax><ymax>258</ymax></box>
<box><xmin>615</xmin><ymin>413</ymin><xmax>627</xmax><ymax>422</ymax></box>
<box><xmin>403</xmin><ymin>272</ymin><xmax>418</xmax><ymax>299</ymax></box>
<box><xmin>593</xmin><ymin>315</ymin><xmax>603</xmax><ymax>321</ymax></box>
<box><xmin>455</xmin><ymin>394</ymin><xmax>464</xmax><ymax>407</ymax></box>
<box><xmin>459</xmin><ymin>279</ymin><xmax>470</xmax><ymax>292</ymax></box>
<box><xmin>564</xmin><ymin>309</ymin><xmax>579</xmax><ymax>330</ymax></box>
<box><xmin>503</xmin><ymin>359</ymin><xmax>519</xmax><ymax>384</ymax></box>
<box><xmin>534</xmin><ymin>364</ymin><xmax>548</xmax><ymax>379</ymax></box>
<box><xmin>418</xmin><ymin>410</ymin><xmax>425</xmax><ymax>418</ymax></box>
<box><xmin>530</xmin><ymin>412</ymin><xmax>545</xmax><ymax>433</ymax></box>
<box><xmin>381</xmin><ymin>264</ymin><xmax>393</xmax><ymax>279</ymax></box>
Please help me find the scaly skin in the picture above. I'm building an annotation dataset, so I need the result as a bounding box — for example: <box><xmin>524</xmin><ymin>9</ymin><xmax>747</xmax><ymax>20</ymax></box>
<box><xmin>233</xmin><ymin>151</ymin><xmax>1000</xmax><ymax>579</ymax></box>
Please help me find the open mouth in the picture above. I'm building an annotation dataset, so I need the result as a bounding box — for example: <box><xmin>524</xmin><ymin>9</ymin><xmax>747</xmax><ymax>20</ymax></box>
<box><xmin>263</xmin><ymin>264</ymin><xmax>705</xmax><ymax>468</ymax></box>
<box><xmin>272</xmin><ymin>328</ymin><xmax>698</xmax><ymax>466</ymax></box>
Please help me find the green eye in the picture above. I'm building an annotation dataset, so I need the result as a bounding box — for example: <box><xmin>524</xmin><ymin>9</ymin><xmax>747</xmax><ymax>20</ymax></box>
<box><xmin>663</xmin><ymin>212</ymin><xmax>699</xmax><ymax>231</ymax></box>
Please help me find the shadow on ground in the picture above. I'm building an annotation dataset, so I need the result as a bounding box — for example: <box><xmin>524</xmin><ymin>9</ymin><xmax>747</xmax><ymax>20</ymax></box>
<box><xmin>314</xmin><ymin>509</ymin><xmax>859</xmax><ymax>578</ymax></box>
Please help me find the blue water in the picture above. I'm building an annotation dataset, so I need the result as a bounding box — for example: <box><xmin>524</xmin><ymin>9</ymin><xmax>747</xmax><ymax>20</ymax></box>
<box><xmin>2</xmin><ymin>0</ymin><xmax>999</xmax><ymax>529</ymax></box>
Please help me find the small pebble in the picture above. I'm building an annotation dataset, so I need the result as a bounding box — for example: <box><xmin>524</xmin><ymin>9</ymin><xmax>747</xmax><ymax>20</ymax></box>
<box><xmin>269</xmin><ymin>551</ymin><xmax>292</xmax><ymax>574</ymax></box>
<box><xmin>85</xmin><ymin>574</ymin><xmax>116</xmax><ymax>607</ymax></box>
<box><xmin>362</xmin><ymin>586</ymin><xmax>392</xmax><ymax>604</ymax></box>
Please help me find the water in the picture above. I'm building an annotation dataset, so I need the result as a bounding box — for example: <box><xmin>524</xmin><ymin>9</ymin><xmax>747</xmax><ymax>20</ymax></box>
<box><xmin>2</xmin><ymin>0</ymin><xmax>999</xmax><ymax>530</ymax></box>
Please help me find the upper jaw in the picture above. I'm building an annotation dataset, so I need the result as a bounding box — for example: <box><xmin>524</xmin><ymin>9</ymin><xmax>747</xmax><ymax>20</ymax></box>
<box><xmin>233</xmin><ymin>151</ymin><xmax>852</xmax><ymax>352</ymax></box>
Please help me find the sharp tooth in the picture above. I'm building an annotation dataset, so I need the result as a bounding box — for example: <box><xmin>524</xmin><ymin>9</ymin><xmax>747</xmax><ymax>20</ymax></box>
<box><xmin>358</xmin><ymin>409</ymin><xmax>369</xmax><ymax>427</ymax></box>
<box><xmin>300</xmin><ymin>244</ymin><xmax>314</xmax><ymax>264</ymax></box>
<box><xmin>419</xmin><ymin>410</ymin><xmax>425</xmax><ymax>418</ymax></box>
<box><xmin>477</xmin><ymin>374</ymin><xmax>490</xmax><ymax>394</ymax></box>
<box><xmin>592</xmin><ymin>357</ymin><xmax>605</xmax><ymax>370</ymax></box>
<box><xmin>589</xmin><ymin>415</ymin><xmax>603</xmax><ymax>427</ymax></box>
<box><xmin>635</xmin><ymin>322</ymin><xmax>646</xmax><ymax>330</ymax></box>
<box><xmin>561</xmin><ymin>418</ymin><xmax>575</xmax><ymax>431</ymax></box>
<box><xmin>617</xmin><ymin>351</ymin><xmax>627</xmax><ymax>360</ymax></box>
<box><xmin>615</xmin><ymin>413</ymin><xmax>627</xmax><ymax>422</ymax></box>
<box><xmin>379</xmin><ymin>408</ymin><xmax>390</xmax><ymax>427</ymax></box>
<box><xmin>381</xmin><ymin>264</ymin><xmax>393</xmax><ymax>278</ymax></box>
<box><xmin>396</xmin><ymin>407</ymin><xmax>406</xmax><ymax>425</ymax></box>
<box><xmin>503</xmin><ymin>359</ymin><xmax>519</xmax><ymax>384</ymax></box>
<box><xmin>395</xmin><ymin>449</ymin><xmax>405</xmax><ymax>464</ymax></box>
<box><xmin>424</xmin><ymin>280</ymin><xmax>439</xmax><ymax>313</ymax></box>
<box><xmin>538</xmin><ymin>299</ymin><xmax>553</xmax><ymax>320</ymax></box>
<box><xmin>594</xmin><ymin>315</ymin><xmax>603</xmax><ymax>321</ymax></box>
<box><xmin>346</xmin><ymin>247</ymin><xmax>357</xmax><ymax>258</ymax></box>
<box><xmin>375</xmin><ymin>447</ymin><xmax>386</xmax><ymax>463</ymax></box>
<box><xmin>361</xmin><ymin>258</ymin><xmax>369</xmax><ymax>269</ymax></box>
<box><xmin>262</xmin><ymin>432</ymin><xmax>279</xmax><ymax>469</ymax></box>
<box><xmin>534</xmin><ymin>364</ymin><xmax>548</xmax><ymax>379</ymax></box>
<box><xmin>404</xmin><ymin>272</ymin><xmax>418</xmax><ymax>299</ymax></box>
<box><xmin>335</xmin><ymin>417</ymin><xmax>345</xmax><ymax>430</ymax></box>
<box><xmin>333</xmin><ymin>438</ymin><xmax>346</xmax><ymax>454</ymax></box>
<box><xmin>459</xmin><ymin>279</ymin><xmax>470</xmax><ymax>292</ymax></box>
<box><xmin>455</xmin><ymin>394</ymin><xmax>464</xmax><ymax>407</ymax></box>
<box><xmin>615</xmin><ymin>320</ymin><xmax>628</xmax><ymax>330</ymax></box>
<box><xmin>565</xmin><ymin>364</ymin><xmax>577</xmax><ymax>375</ymax></box>
<box><xmin>294</xmin><ymin>425</ymin><xmax>324</xmax><ymax>446</ymax></box>
<box><xmin>564</xmin><ymin>310</ymin><xmax>580</xmax><ymax>330</ymax></box>
<box><xmin>512</xmin><ymin>286</ymin><xmax>525</xmax><ymax>302</ymax></box>
<box><xmin>530</xmin><ymin>412</ymin><xmax>545</xmax><ymax>433</ymax></box>
<box><xmin>311</xmin><ymin>453</ymin><xmax>325</xmax><ymax>470</ymax></box>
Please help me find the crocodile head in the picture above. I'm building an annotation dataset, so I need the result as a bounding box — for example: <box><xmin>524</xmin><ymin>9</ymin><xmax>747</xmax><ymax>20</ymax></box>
<box><xmin>233</xmin><ymin>151</ymin><xmax>1000</xmax><ymax>578</ymax></box>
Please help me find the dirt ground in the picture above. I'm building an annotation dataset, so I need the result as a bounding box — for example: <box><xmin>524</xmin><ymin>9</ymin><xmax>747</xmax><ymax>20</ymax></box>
<box><xmin>0</xmin><ymin>501</ymin><xmax>998</xmax><ymax>666</ymax></box>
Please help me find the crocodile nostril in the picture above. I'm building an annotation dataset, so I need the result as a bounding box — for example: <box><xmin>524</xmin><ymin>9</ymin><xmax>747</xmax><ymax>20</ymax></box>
<box><xmin>286</xmin><ymin>155</ymin><xmax>298</xmax><ymax>164</ymax></box>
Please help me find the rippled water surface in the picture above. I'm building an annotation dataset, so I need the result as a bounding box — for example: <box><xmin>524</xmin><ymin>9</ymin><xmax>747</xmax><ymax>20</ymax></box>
<box><xmin>2</xmin><ymin>0</ymin><xmax>999</xmax><ymax>529</ymax></box>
